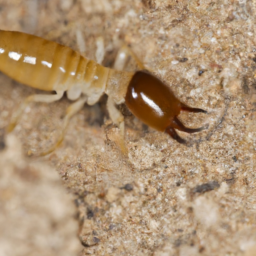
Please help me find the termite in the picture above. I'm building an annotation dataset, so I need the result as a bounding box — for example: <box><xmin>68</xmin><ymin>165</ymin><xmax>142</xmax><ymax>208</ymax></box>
<box><xmin>0</xmin><ymin>30</ymin><xmax>207</xmax><ymax>155</ymax></box>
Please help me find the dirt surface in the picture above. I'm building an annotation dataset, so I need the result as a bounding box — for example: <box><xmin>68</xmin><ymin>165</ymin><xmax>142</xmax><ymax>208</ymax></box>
<box><xmin>0</xmin><ymin>135</ymin><xmax>82</xmax><ymax>256</ymax></box>
<box><xmin>0</xmin><ymin>0</ymin><xmax>255</xmax><ymax>255</ymax></box>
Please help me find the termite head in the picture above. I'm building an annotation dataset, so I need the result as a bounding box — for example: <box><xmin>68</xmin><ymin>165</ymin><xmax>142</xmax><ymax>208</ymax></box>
<box><xmin>125</xmin><ymin>71</ymin><xmax>207</xmax><ymax>144</ymax></box>
<box><xmin>125</xmin><ymin>71</ymin><xmax>181</xmax><ymax>132</ymax></box>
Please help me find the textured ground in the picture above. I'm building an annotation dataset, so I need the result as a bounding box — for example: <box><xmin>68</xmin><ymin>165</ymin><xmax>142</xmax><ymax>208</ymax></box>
<box><xmin>0</xmin><ymin>0</ymin><xmax>255</xmax><ymax>255</ymax></box>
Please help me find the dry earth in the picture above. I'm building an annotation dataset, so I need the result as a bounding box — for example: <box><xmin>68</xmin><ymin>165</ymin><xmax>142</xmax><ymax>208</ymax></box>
<box><xmin>0</xmin><ymin>0</ymin><xmax>255</xmax><ymax>255</ymax></box>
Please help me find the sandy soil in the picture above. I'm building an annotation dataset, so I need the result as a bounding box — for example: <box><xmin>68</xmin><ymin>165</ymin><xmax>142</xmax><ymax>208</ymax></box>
<box><xmin>0</xmin><ymin>0</ymin><xmax>255</xmax><ymax>255</ymax></box>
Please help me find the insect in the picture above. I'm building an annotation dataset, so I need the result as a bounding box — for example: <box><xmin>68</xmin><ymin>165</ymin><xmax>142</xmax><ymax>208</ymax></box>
<box><xmin>0</xmin><ymin>30</ymin><xmax>207</xmax><ymax>154</ymax></box>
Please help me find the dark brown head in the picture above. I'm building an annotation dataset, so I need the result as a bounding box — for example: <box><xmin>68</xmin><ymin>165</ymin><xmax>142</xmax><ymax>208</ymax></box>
<box><xmin>125</xmin><ymin>71</ymin><xmax>207</xmax><ymax>144</ymax></box>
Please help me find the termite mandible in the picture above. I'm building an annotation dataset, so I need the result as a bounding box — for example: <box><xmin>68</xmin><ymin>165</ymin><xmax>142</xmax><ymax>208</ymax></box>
<box><xmin>0</xmin><ymin>30</ymin><xmax>207</xmax><ymax>155</ymax></box>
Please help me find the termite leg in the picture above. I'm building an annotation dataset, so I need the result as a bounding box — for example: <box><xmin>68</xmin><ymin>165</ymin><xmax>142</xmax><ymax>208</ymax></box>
<box><xmin>7</xmin><ymin>91</ymin><xmax>64</xmax><ymax>133</ymax></box>
<box><xmin>106</xmin><ymin>96</ymin><xmax>127</xmax><ymax>155</ymax></box>
<box><xmin>114</xmin><ymin>45</ymin><xmax>145</xmax><ymax>71</ymax></box>
<box><xmin>171</xmin><ymin>116</ymin><xmax>206</xmax><ymax>133</ymax></box>
<box><xmin>180</xmin><ymin>103</ymin><xmax>207</xmax><ymax>114</ymax></box>
<box><xmin>109</xmin><ymin>45</ymin><xmax>145</xmax><ymax>155</ymax></box>
<box><xmin>95</xmin><ymin>36</ymin><xmax>105</xmax><ymax>64</ymax></box>
<box><xmin>39</xmin><ymin>96</ymin><xmax>87</xmax><ymax>156</ymax></box>
<box><xmin>165</xmin><ymin>126</ymin><xmax>186</xmax><ymax>144</ymax></box>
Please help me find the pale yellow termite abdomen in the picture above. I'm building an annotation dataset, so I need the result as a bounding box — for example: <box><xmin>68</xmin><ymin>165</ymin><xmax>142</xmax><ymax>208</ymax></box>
<box><xmin>0</xmin><ymin>30</ymin><xmax>55</xmax><ymax>91</ymax></box>
<box><xmin>0</xmin><ymin>30</ymin><xmax>92</xmax><ymax>92</ymax></box>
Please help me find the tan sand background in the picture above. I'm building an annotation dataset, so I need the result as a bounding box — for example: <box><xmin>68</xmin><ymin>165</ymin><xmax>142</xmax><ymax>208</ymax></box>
<box><xmin>0</xmin><ymin>0</ymin><xmax>255</xmax><ymax>255</ymax></box>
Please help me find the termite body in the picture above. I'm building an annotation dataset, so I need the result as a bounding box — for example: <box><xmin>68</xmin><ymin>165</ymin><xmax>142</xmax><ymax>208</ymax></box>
<box><xmin>0</xmin><ymin>30</ymin><xmax>206</xmax><ymax>154</ymax></box>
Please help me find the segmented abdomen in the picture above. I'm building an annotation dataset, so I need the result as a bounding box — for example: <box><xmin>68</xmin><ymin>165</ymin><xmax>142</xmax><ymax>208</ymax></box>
<box><xmin>0</xmin><ymin>30</ymin><xmax>109</xmax><ymax>94</ymax></box>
